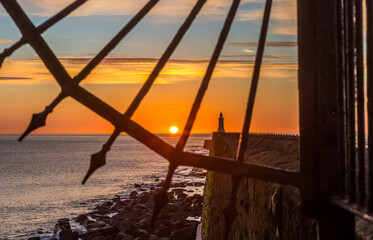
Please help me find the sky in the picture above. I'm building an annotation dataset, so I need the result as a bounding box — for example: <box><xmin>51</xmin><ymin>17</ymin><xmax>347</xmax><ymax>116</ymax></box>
<box><xmin>0</xmin><ymin>0</ymin><xmax>298</xmax><ymax>134</ymax></box>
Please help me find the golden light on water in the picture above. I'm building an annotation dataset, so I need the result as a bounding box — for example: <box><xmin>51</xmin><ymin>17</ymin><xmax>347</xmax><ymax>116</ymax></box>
<box><xmin>169</xmin><ymin>126</ymin><xmax>178</xmax><ymax>134</ymax></box>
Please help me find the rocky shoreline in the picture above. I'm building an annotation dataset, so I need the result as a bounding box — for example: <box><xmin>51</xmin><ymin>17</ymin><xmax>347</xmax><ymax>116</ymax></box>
<box><xmin>29</xmin><ymin>168</ymin><xmax>206</xmax><ymax>240</ymax></box>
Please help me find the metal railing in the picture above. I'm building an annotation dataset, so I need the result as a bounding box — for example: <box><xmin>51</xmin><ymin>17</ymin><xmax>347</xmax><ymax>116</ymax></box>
<box><xmin>0</xmin><ymin>0</ymin><xmax>300</xmax><ymax>232</ymax></box>
<box><xmin>332</xmin><ymin>0</ymin><xmax>373</xmax><ymax>223</ymax></box>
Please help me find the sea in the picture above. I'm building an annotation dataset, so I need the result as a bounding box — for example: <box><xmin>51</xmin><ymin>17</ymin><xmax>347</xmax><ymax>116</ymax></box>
<box><xmin>0</xmin><ymin>134</ymin><xmax>210</xmax><ymax>240</ymax></box>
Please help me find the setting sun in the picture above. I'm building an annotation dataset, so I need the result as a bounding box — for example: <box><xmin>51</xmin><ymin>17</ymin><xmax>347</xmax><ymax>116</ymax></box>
<box><xmin>169</xmin><ymin>126</ymin><xmax>179</xmax><ymax>134</ymax></box>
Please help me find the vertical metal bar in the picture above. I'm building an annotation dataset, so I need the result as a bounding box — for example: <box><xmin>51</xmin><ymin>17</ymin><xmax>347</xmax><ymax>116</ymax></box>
<box><xmin>345</xmin><ymin>0</ymin><xmax>357</xmax><ymax>203</ymax></box>
<box><xmin>355</xmin><ymin>0</ymin><xmax>366</xmax><ymax>207</ymax></box>
<box><xmin>237</xmin><ymin>0</ymin><xmax>273</xmax><ymax>162</ymax></box>
<box><xmin>336</xmin><ymin>0</ymin><xmax>348</xmax><ymax>199</ymax></box>
<box><xmin>298</xmin><ymin>0</ymin><xmax>320</xmax><ymax>217</ymax></box>
<box><xmin>366</xmin><ymin>0</ymin><xmax>373</xmax><ymax>212</ymax></box>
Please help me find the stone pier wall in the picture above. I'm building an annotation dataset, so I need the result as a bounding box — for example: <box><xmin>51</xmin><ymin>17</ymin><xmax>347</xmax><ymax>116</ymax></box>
<box><xmin>201</xmin><ymin>133</ymin><xmax>318</xmax><ymax>240</ymax></box>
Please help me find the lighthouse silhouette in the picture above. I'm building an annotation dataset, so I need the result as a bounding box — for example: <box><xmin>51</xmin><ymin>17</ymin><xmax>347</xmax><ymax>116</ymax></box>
<box><xmin>217</xmin><ymin>112</ymin><xmax>225</xmax><ymax>133</ymax></box>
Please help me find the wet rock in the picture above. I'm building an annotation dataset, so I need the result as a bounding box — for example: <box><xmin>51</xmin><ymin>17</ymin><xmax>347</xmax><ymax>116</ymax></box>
<box><xmin>148</xmin><ymin>234</ymin><xmax>159</xmax><ymax>240</ymax></box>
<box><xmin>172</xmin><ymin>182</ymin><xmax>186</xmax><ymax>188</ymax></box>
<box><xmin>171</xmin><ymin>188</ymin><xmax>185</xmax><ymax>193</ymax></box>
<box><xmin>117</xmin><ymin>219</ymin><xmax>134</xmax><ymax>231</ymax></box>
<box><xmin>192</xmin><ymin>194</ymin><xmax>203</xmax><ymax>203</ymax></box>
<box><xmin>76</xmin><ymin>214</ymin><xmax>89</xmax><ymax>223</ymax></box>
<box><xmin>58</xmin><ymin>218</ymin><xmax>72</xmax><ymax>230</ymax></box>
<box><xmin>87</xmin><ymin>221</ymin><xmax>106</xmax><ymax>229</ymax></box>
<box><xmin>154</xmin><ymin>224</ymin><xmax>171</xmax><ymax>237</ymax></box>
<box><xmin>116</xmin><ymin>212</ymin><xmax>137</xmax><ymax>221</ymax></box>
<box><xmin>176</xmin><ymin>192</ymin><xmax>187</xmax><ymax>200</ymax></box>
<box><xmin>130</xmin><ymin>191</ymin><xmax>138</xmax><ymax>198</ymax></box>
<box><xmin>187</xmin><ymin>182</ymin><xmax>204</xmax><ymax>187</ymax></box>
<box><xmin>124</xmin><ymin>228</ymin><xmax>148</xmax><ymax>238</ymax></box>
<box><xmin>169</xmin><ymin>225</ymin><xmax>197</xmax><ymax>240</ymax></box>
<box><xmin>113</xmin><ymin>195</ymin><xmax>121</xmax><ymax>203</ymax></box>
<box><xmin>93</xmin><ymin>236</ymin><xmax>107</xmax><ymax>240</ymax></box>
<box><xmin>115</xmin><ymin>231</ymin><xmax>134</xmax><ymax>240</ymax></box>
<box><xmin>133</xmin><ymin>234</ymin><xmax>150</xmax><ymax>240</ymax></box>
<box><xmin>73</xmin><ymin>179</ymin><xmax>204</xmax><ymax>240</ymax></box>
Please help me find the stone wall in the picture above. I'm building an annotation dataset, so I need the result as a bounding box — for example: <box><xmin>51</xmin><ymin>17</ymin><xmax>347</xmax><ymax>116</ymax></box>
<box><xmin>201</xmin><ymin>133</ymin><xmax>318</xmax><ymax>240</ymax></box>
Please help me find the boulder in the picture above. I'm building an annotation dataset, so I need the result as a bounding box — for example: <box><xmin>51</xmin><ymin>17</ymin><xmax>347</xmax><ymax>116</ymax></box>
<box><xmin>169</xmin><ymin>225</ymin><xmax>196</xmax><ymax>240</ymax></box>
<box><xmin>115</xmin><ymin>231</ymin><xmax>134</xmax><ymax>240</ymax></box>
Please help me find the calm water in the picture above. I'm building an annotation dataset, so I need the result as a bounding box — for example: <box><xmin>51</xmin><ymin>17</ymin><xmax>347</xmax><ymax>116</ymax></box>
<box><xmin>0</xmin><ymin>134</ymin><xmax>210</xmax><ymax>239</ymax></box>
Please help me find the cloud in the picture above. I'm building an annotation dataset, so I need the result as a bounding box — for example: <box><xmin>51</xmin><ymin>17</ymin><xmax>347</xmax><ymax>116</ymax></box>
<box><xmin>11</xmin><ymin>0</ymin><xmax>296</xmax><ymax>23</ymax></box>
<box><xmin>242</xmin><ymin>49</ymin><xmax>255</xmax><ymax>53</ymax></box>
<box><xmin>0</xmin><ymin>39</ymin><xmax>12</xmax><ymax>43</ymax></box>
<box><xmin>221</xmin><ymin>54</ymin><xmax>292</xmax><ymax>58</ymax></box>
<box><xmin>0</xmin><ymin>76</ymin><xmax>33</xmax><ymax>80</ymax></box>
<box><xmin>58</xmin><ymin>56</ymin><xmax>255</xmax><ymax>65</ymax></box>
<box><xmin>226</xmin><ymin>42</ymin><xmax>297</xmax><ymax>47</ymax></box>
<box><xmin>0</xmin><ymin>57</ymin><xmax>297</xmax><ymax>87</ymax></box>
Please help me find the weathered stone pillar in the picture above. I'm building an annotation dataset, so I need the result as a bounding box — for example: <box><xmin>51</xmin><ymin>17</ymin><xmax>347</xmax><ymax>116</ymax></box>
<box><xmin>201</xmin><ymin>134</ymin><xmax>318</xmax><ymax>240</ymax></box>
<box><xmin>201</xmin><ymin>132</ymin><xmax>240</xmax><ymax>239</ymax></box>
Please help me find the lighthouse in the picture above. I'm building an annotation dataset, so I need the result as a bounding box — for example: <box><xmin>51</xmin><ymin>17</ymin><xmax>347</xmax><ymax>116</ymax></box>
<box><xmin>217</xmin><ymin>112</ymin><xmax>225</xmax><ymax>133</ymax></box>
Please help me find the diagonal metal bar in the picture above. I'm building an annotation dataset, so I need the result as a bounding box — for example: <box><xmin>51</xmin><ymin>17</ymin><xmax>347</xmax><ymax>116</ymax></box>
<box><xmin>86</xmin><ymin>0</ymin><xmax>207</xmax><ymax>187</ymax></box>
<box><xmin>19</xmin><ymin>0</ymin><xmax>159</xmax><ymax>142</ymax></box>
<box><xmin>224</xmin><ymin>0</ymin><xmax>272</xmax><ymax>238</ymax></box>
<box><xmin>0</xmin><ymin>0</ymin><xmax>87</xmax><ymax>68</ymax></box>
<box><xmin>237</xmin><ymin>0</ymin><xmax>272</xmax><ymax>162</ymax></box>
<box><xmin>1</xmin><ymin>0</ymin><xmax>300</xmax><ymax>188</ymax></box>
<box><xmin>175</xmin><ymin>0</ymin><xmax>241</xmax><ymax>152</ymax></box>
<box><xmin>3</xmin><ymin>0</ymin><xmax>300</xmax><ymax>229</ymax></box>
<box><xmin>153</xmin><ymin>0</ymin><xmax>242</xmax><ymax>226</ymax></box>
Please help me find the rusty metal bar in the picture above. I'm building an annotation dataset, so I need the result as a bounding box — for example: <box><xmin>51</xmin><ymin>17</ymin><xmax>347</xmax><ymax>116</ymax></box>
<box><xmin>237</xmin><ymin>0</ymin><xmax>272</xmax><ymax>162</ymax></box>
<box><xmin>366</xmin><ymin>0</ymin><xmax>373</xmax><ymax>212</ymax></box>
<box><xmin>19</xmin><ymin>0</ymin><xmax>159</xmax><ymax>141</ymax></box>
<box><xmin>84</xmin><ymin>0</ymin><xmax>207</xmax><ymax>185</ymax></box>
<box><xmin>0</xmin><ymin>0</ymin><xmax>87</xmax><ymax>68</ymax></box>
<box><xmin>332</xmin><ymin>197</ymin><xmax>373</xmax><ymax>224</ymax></box>
<box><xmin>345</xmin><ymin>0</ymin><xmax>357</xmax><ymax>203</ymax></box>
<box><xmin>355</xmin><ymin>0</ymin><xmax>366</xmax><ymax>207</ymax></box>
<box><xmin>336</xmin><ymin>0</ymin><xmax>348</xmax><ymax>199</ymax></box>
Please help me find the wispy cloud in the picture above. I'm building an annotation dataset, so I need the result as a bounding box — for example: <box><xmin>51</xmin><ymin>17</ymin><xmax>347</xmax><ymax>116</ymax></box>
<box><xmin>242</xmin><ymin>48</ymin><xmax>255</xmax><ymax>53</ymax></box>
<box><xmin>0</xmin><ymin>39</ymin><xmax>12</xmax><ymax>43</ymax></box>
<box><xmin>221</xmin><ymin>54</ymin><xmax>292</xmax><ymax>58</ymax></box>
<box><xmin>0</xmin><ymin>57</ymin><xmax>297</xmax><ymax>86</ymax></box>
<box><xmin>11</xmin><ymin>0</ymin><xmax>296</xmax><ymax>24</ymax></box>
<box><xmin>226</xmin><ymin>42</ymin><xmax>297</xmax><ymax>47</ymax></box>
<box><xmin>0</xmin><ymin>76</ymin><xmax>33</xmax><ymax>80</ymax></box>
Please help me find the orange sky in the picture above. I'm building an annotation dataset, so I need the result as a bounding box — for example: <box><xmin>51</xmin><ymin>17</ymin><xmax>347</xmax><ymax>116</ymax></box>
<box><xmin>0</xmin><ymin>0</ymin><xmax>299</xmax><ymax>135</ymax></box>
<box><xmin>0</xmin><ymin>58</ymin><xmax>299</xmax><ymax>134</ymax></box>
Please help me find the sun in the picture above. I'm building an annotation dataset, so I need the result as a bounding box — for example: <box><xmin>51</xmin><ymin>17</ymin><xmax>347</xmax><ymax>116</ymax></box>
<box><xmin>169</xmin><ymin>126</ymin><xmax>179</xmax><ymax>134</ymax></box>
